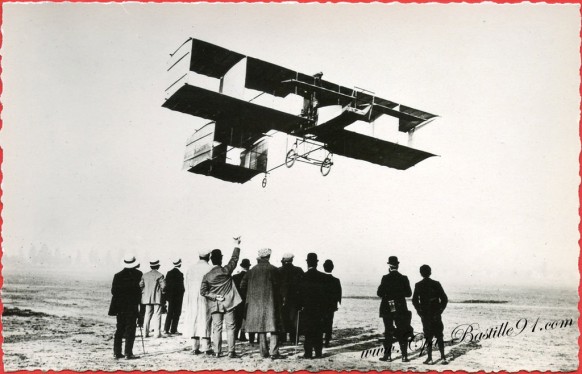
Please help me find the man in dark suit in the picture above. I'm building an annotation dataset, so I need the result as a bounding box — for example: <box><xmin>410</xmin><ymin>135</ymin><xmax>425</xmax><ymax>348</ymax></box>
<box><xmin>412</xmin><ymin>265</ymin><xmax>448</xmax><ymax>365</ymax></box>
<box><xmin>164</xmin><ymin>258</ymin><xmax>185</xmax><ymax>335</ymax></box>
<box><xmin>278</xmin><ymin>253</ymin><xmax>304</xmax><ymax>344</ymax></box>
<box><xmin>233</xmin><ymin>258</ymin><xmax>254</xmax><ymax>343</ymax></box>
<box><xmin>108</xmin><ymin>255</ymin><xmax>142</xmax><ymax>360</ymax></box>
<box><xmin>322</xmin><ymin>259</ymin><xmax>342</xmax><ymax>347</ymax></box>
<box><xmin>377</xmin><ymin>256</ymin><xmax>413</xmax><ymax>362</ymax></box>
<box><xmin>298</xmin><ymin>252</ymin><xmax>327</xmax><ymax>359</ymax></box>
<box><xmin>200</xmin><ymin>236</ymin><xmax>242</xmax><ymax>358</ymax></box>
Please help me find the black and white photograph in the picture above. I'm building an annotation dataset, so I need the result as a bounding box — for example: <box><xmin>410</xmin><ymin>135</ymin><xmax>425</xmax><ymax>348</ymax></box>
<box><xmin>1</xmin><ymin>3</ymin><xmax>579</xmax><ymax>372</ymax></box>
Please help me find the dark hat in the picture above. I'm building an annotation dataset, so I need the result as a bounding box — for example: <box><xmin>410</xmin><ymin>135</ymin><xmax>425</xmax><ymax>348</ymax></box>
<box><xmin>306</xmin><ymin>253</ymin><xmax>318</xmax><ymax>262</ymax></box>
<box><xmin>323</xmin><ymin>259</ymin><xmax>334</xmax><ymax>272</ymax></box>
<box><xmin>420</xmin><ymin>264</ymin><xmax>432</xmax><ymax>277</ymax></box>
<box><xmin>173</xmin><ymin>258</ymin><xmax>182</xmax><ymax>267</ymax></box>
<box><xmin>240</xmin><ymin>259</ymin><xmax>251</xmax><ymax>268</ymax></box>
<box><xmin>210</xmin><ymin>249</ymin><xmax>223</xmax><ymax>260</ymax></box>
<box><xmin>387</xmin><ymin>256</ymin><xmax>399</xmax><ymax>266</ymax></box>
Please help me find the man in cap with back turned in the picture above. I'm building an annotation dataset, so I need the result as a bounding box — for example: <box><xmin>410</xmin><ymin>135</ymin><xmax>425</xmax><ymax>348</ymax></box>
<box><xmin>164</xmin><ymin>258</ymin><xmax>185</xmax><ymax>335</ymax></box>
<box><xmin>200</xmin><ymin>236</ymin><xmax>243</xmax><ymax>358</ymax></box>
<box><xmin>233</xmin><ymin>258</ymin><xmax>253</xmax><ymax>343</ymax></box>
<box><xmin>140</xmin><ymin>259</ymin><xmax>166</xmax><ymax>338</ymax></box>
<box><xmin>108</xmin><ymin>255</ymin><xmax>142</xmax><ymax>360</ymax></box>
<box><xmin>377</xmin><ymin>256</ymin><xmax>413</xmax><ymax>362</ymax></box>
<box><xmin>412</xmin><ymin>265</ymin><xmax>449</xmax><ymax>365</ymax></box>
<box><xmin>278</xmin><ymin>253</ymin><xmax>304</xmax><ymax>344</ymax></box>
<box><xmin>297</xmin><ymin>252</ymin><xmax>328</xmax><ymax>359</ymax></box>
<box><xmin>184</xmin><ymin>249</ymin><xmax>213</xmax><ymax>355</ymax></box>
<box><xmin>241</xmin><ymin>248</ymin><xmax>284</xmax><ymax>360</ymax></box>
<box><xmin>322</xmin><ymin>259</ymin><xmax>342</xmax><ymax>347</ymax></box>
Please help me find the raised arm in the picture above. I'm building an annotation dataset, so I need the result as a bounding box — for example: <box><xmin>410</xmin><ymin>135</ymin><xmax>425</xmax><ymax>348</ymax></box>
<box><xmin>223</xmin><ymin>237</ymin><xmax>241</xmax><ymax>275</ymax></box>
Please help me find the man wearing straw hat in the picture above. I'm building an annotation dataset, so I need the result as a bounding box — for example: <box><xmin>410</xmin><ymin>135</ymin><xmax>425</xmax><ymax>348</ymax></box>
<box><xmin>108</xmin><ymin>255</ymin><xmax>142</xmax><ymax>360</ymax></box>
<box><xmin>164</xmin><ymin>258</ymin><xmax>185</xmax><ymax>335</ymax></box>
<box><xmin>140</xmin><ymin>259</ymin><xmax>167</xmax><ymax>338</ymax></box>
<box><xmin>278</xmin><ymin>253</ymin><xmax>304</xmax><ymax>344</ymax></box>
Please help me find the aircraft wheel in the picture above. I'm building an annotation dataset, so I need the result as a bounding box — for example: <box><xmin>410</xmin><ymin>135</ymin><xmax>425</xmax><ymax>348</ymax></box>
<box><xmin>321</xmin><ymin>156</ymin><xmax>333</xmax><ymax>176</ymax></box>
<box><xmin>262</xmin><ymin>177</ymin><xmax>268</xmax><ymax>188</ymax></box>
<box><xmin>285</xmin><ymin>149</ymin><xmax>297</xmax><ymax>168</ymax></box>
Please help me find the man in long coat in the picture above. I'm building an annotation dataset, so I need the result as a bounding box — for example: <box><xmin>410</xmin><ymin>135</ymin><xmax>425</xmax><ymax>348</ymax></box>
<box><xmin>184</xmin><ymin>249</ymin><xmax>213</xmax><ymax>354</ymax></box>
<box><xmin>412</xmin><ymin>264</ymin><xmax>448</xmax><ymax>364</ymax></box>
<box><xmin>200</xmin><ymin>237</ymin><xmax>242</xmax><ymax>358</ymax></box>
<box><xmin>377</xmin><ymin>256</ymin><xmax>413</xmax><ymax>362</ymax></box>
<box><xmin>322</xmin><ymin>259</ymin><xmax>342</xmax><ymax>347</ymax></box>
<box><xmin>233</xmin><ymin>259</ymin><xmax>254</xmax><ymax>343</ymax></box>
<box><xmin>241</xmin><ymin>248</ymin><xmax>284</xmax><ymax>359</ymax></box>
<box><xmin>140</xmin><ymin>259</ymin><xmax>166</xmax><ymax>338</ymax></box>
<box><xmin>278</xmin><ymin>253</ymin><xmax>304</xmax><ymax>344</ymax></box>
<box><xmin>164</xmin><ymin>258</ymin><xmax>185</xmax><ymax>335</ymax></box>
<box><xmin>108</xmin><ymin>255</ymin><xmax>142</xmax><ymax>360</ymax></box>
<box><xmin>298</xmin><ymin>252</ymin><xmax>328</xmax><ymax>359</ymax></box>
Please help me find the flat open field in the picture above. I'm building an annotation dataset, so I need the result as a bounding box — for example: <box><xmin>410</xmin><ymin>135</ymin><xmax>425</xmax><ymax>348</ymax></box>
<box><xmin>2</xmin><ymin>269</ymin><xmax>578</xmax><ymax>372</ymax></box>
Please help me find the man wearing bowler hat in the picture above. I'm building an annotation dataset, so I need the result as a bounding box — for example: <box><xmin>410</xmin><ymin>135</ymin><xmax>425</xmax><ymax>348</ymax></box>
<box><xmin>233</xmin><ymin>258</ymin><xmax>254</xmax><ymax>343</ymax></box>
<box><xmin>377</xmin><ymin>256</ymin><xmax>413</xmax><ymax>362</ymax></box>
<box><xmin>298</xmin><ymin>252</ymin><xmax>328</xmax><ymax>359</ymax></box>
<box><xmin>140</xmin><ymin>259</ymin><xmax>167</xmax><ymax>338</ymax></box>
<box><xmin>164</xmin><ymin>258</ymin><xmax>185</xmax><ymax>335</ymax></box>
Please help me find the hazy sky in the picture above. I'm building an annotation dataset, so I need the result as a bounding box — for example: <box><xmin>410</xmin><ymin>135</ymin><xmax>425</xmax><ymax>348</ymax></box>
<box><xmin>2</xmin><ymin>3</ymin><xmax>580</xmax><ymax>288</ymax></box>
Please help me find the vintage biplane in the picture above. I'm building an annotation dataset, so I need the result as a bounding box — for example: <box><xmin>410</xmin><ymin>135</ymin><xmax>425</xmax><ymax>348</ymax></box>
<box><xmin>163</xmin><ymin>38</ymin><xmax>438</xmax><ymax>187</ymax></box>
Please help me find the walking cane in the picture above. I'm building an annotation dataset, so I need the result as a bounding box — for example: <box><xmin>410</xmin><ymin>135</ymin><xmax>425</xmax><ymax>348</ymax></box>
<box><xmin>294</xmin><ymin>310</ymin><xmax>301</xmax><ymax>356</ymax></box>
<box><xmin>139</xmin><ymin>324</ymin><xmax>146</xmax><ymax>355</ymax></box>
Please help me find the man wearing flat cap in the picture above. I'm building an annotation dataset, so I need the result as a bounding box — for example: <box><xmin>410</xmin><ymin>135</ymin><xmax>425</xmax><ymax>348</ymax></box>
<box><xmin>298</xmin><ymin>252</ymin><xmax>328</xmax><ymax>359</ymax></box>
<box><xmin>164</xmin><ymin>258</ymin><xmax>185</xmax><ymax>335</ymax></box>
<box><xmin>377</xmin><ymin>256</ymin><xmax>413</xmax><ymax>362</ymax></box>
<box><xmin>184</xmin><ymin>249</ymin><xmax>213</xmax><ymax>355</ymax></box>
<box><xmin>241</xmin><ymin>248</ymin><xmax>284</xmax><ymax>359</ymax></box>
<box><xmin>322</xmin><ymin>259</ymin><xmax>342</xmax><ymax>347</ymax></box>
<box><xmin>278</xmin><ymin>253</ymin><xmax>304</xmax><ymax>344</ymax></box>
<box><xmin>140</xmin><ymin>259</ymin><xmax>166</xmax><ymax>338</ymax></box>
<box><xmin>412</xmin><ymin>265</ymin><xmax>448</xmax><ymax>365</ymax></box>
<box><xmin>108</xmin><ymin>255</ymin><xmax>142</xmax><ymax>360</ymax></box>
<box><xmin>233</xmin><ymin>258</ymin><xmax>254</xmax><ymax>343</ymax></box>
<box><xmin>200</xmin><ymin>237</ymin><xmax>242</xmax><ymax>358</ymax></box>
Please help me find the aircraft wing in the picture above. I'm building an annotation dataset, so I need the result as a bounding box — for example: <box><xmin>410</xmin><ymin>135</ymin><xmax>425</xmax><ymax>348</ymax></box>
<box><xmin>316</xmin><ymin>129</ymin><xmax>436</xmax><ymax>170</ymax></box>
<box><xmin>187</xmin><ymin>38</ymin><xmax>246</xmax><ymax>79</ymax></box>
<box><xmin>163</xmin><ymin>84</ymin><xmax>309</xmax><ymax>138</ymax></box>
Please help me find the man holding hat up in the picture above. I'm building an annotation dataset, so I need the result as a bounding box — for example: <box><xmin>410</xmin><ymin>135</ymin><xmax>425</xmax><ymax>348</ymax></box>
<box><xmin>200</xmin><ymin>237</ymin><xmax>243</xmax><ymax>358</ymax></box>
<box><xmin>377</xmin><ymin>256</ymin><xmax>413</xmax><ymax>362</ymax></box>
<box><xmin>140</xmin><ymin>259</ymin><xmax>167</xmax><ymax>338</ymax></box>
<box><xmin>184</xmin><ymin>249</ymin><xmax>213</xmax><ymax>355</ymax></box>
<box><xmin>164</xmin><ymin>258</ymin><xmax>185</xmax><ymax>335</ymax></box>
<box><xmin>241</xmin><ymin>248</ymin><xmax>284</xmax><ymax>359</ymax></box>
<box><xmin>108</xmin><ymin>255</ymin><xmax>142</xmax><ymax>360</ymax></box>
<box><xmin>298</xmin><ymin>252</ymin><xmax>328</xmax><ymax>359</ymax></box>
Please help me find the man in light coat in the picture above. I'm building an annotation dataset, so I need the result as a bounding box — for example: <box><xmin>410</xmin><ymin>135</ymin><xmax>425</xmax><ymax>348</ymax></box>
<box><xmin>241</xmin><ymin>248</ymin><xmax>284</xmax><ymax>360</ymax></box>
<box><xmin>200</xmin><ymin>237</ymin><xmax>242</xmax><ymax>358</ymax></box>
<box><xmin>184</xmin><ymin>249</ymin><xmax>213</xmax><ymax>355</ymax></box>
<box><xmin>140</xmin><ymin>259</ymin><xmax>167</xmax><ymax>338</ymax></box>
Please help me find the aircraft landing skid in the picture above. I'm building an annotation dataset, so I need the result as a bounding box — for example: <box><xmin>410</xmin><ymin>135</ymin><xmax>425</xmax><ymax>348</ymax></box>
<box><xmin>260</xmin><ymin>138</ymin><xmax>333</xmax><ymax>188</ymax></box>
